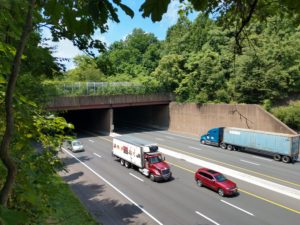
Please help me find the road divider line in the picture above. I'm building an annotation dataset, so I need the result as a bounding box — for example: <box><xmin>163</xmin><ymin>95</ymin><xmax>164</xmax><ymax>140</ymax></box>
<box><xmin>240</xmin><ymin>159</ymin><xmax>260</xmax><ymax>166</ymax></box>
<box><xmin>189</xmin><ymin>146</ymin><xmax>202</xmax><ymax>151</ymax></box>
<box><xmin>221</xmin><ymin>200</ymin><xmax>254</xmax><ymax>216</ymax></box>
<box><xmin>155</xmin><ymin>137</ymin><xmax>164</xmax><ymax>141</ymax></box>
<box><xmin>252</xmin><ymin>156</ymin><xmax>272</xmax><ymax>161</ymax></box>
<box><xmin>195</xmin><ymin>211</ymin><xmax>220</xmax><ymax>225</ymax></box>
<box><xmin>239</xmin><ymin>189</ymin><xmax>300</xmax><ymax>215</ymax></box>
<box><xmin>62</xmin><ymin>148</ymin><xmax>163</xmax><ymax>225</ymax></box>
<box><xmin>130</xmin><ymin>173</ymin><xmax>144</xmax><ymax>182</ymax></box>
<box><xmin>165</xmin><ymin>136</ymin><xmax>175</xmax><ymax>140</ymax></box>
<box><xmin>158</xmin><ymin>143</ymin><xmax>300</xmax><ymax>188</ymax></box>
<box><xmin>167</xmin><ymin>160</ymin><xmax>300</xmax><ymax>215</ymax></box>
<box><xmin>93</xmin><ymin>153</ymin><xmax>102</xmax><ymax>158</ymax></box>
<box><xmin>89</xmin><ymin>139</ymin><xmax>95</xmax><ymax>143</ymax></box>
<box><xmin>159</xmin><ymin>147</ymin><xmax>300</xmax><ymax>200</ymax></box>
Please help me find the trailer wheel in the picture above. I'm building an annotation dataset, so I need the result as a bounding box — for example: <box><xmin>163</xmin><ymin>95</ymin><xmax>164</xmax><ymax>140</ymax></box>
<box><xmin>273</xmin><ymin>154</ymin><xmax>281</xmax><ymax>161</ymax></box>
<box><xmin>227</xmin><ymin>145</ymin><xmax>233</xmax><ymax>151</ymax></box>
<box><xmin>220</xmin><ymin>143</ymin><xmax>227</xmax><ymax>149</ymax></box>
<box><xmin>120</xmin><ymin>159</ymin><xmax>125</xmax><ymax>166</ymax></box>
<box><xmin>150</xmin><ymin>173</ymin><xmax>156</xmax><ymax>182</ymax></box>
<box><xmin>282</xmin><ymin>155</ymin><xmax>291</xmax><ymax>163</ymax></box>
<box><xmin>125</xmin><ymin>161</ymin><xmax>131</xmax><ymax>168</ymax></box>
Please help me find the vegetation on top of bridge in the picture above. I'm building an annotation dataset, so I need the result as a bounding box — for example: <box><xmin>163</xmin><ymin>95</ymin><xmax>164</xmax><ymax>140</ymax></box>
<box><xmin>43</xmin><ymin>81</ymin><xmax>167</xmax><ymax>97</ymax></box>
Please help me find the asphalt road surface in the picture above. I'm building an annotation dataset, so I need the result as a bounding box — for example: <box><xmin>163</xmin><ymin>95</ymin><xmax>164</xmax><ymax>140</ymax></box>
<box><xmin>60</xmin><ymin>128</ymin><xmax>300</xmax><ymax>225</ymax></box>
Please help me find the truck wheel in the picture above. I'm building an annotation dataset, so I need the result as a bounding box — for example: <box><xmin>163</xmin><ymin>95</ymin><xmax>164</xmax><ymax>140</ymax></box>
<box><xmin>201</xmin><ymin>140</ymin><xmax>206</xmax><ymax>145</ymax></box>
<box><xmin>273</xmin><ymin>154</ymin><xmax>281</xmax><ymax>161</ymax></box>
<box><xmin>120</xmin><ymin>159</ymin><xmax>125</xmax><ymax>166</ymax></box>
<box><xmin>220</xmin><ymin>143</ymin><xmax>227</xmax><ymax>149</ymax></box>
<box><xmin>125</xmin><ymin>161</ymin><xmax>130</xmax><ymax>168</ymax></box>
<box><xmin>150</xmin><ymin>173</ymin><xmax>156</xmax><ymax>182</ymax></box>
<box><xmin>227</xmin><ymin>145</ymin><xmax>233</xmax><ymax>151</ymax></box>
<box><xmin>282</xmin><ymin>155</ymin><xmax>291</xmax><ymax>163</ymax></box>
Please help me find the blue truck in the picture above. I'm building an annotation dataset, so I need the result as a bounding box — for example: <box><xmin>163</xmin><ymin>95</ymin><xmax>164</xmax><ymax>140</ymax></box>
<box><xmin>200</xmin><ymin>127</ymin><xmax>299</xmax><ymax>163</ymax></box>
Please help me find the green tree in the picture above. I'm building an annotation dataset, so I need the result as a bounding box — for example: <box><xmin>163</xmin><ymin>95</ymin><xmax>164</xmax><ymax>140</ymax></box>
<box><xmin>66</xmin><ymin>55</ymin><xmax>105</xmax><ymax>82</ymax></box>
<box><xmin>0</xmin><ymin>0</ymin><xmax>134</xmax><ymax>211</ymax></box>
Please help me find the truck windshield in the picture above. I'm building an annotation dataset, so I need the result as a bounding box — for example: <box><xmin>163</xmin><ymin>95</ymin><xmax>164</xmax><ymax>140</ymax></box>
<box><xmin>149</xmin><ymin>156</ymin><xmax>162</xmax><ymax>164</ymax></box>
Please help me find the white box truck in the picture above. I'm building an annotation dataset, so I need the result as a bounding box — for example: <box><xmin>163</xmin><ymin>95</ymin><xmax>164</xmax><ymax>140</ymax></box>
<box><xmin>112</xmin><ymin>135</ymin><xmax>172</xmax><ymax>181</ymax></box>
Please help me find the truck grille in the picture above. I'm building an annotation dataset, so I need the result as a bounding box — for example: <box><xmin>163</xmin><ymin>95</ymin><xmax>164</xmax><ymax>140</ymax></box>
<box><xmin>161</xmin><ymin>168</ymin><xmax>170</xmax><ymax>175</ymax></box>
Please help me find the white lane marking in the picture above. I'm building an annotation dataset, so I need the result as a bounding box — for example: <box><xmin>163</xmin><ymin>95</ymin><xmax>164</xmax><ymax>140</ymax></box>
<box><xmin>155</xmin><ymin>137</ymin><xmax>164</xmax><ymax>141</ymax></box>
<box><xmin>221</xmin><ymin>200</ymin><xmax>254</xmax><ymax>216</ymax></box>
<box><xmin>89</xmin><ymin>139</ymin><xmax>95</xmax><ymax>143</ymax></box>
<box><xmin>240</xmin><ymin>159</ymin><xmax>260</xmax><ymax>166</ymax></box>
<box><xmin>93</xmin><ymin>153</ymin><xmax>102</xmax><ymax>158</ymax></box>
<box><xmin>189</xmin><ymin>146</ymin><xmax>202</xmax><ymax>151</ymax></box>
<box><xmin>195</xmin><ymin>211</ymin><xmax>220</xmax><ymax>225</ymax></box>
<box><xmin>165</xmin><ymin>135</ymin><xmax>175</xmax><ymax>140</ymax></box>
<box><xmin>62</xmin><ymin>148</ymin><xmax>163</xmax><ymax>225</ymax></box>
<box><xmin>252</xmin><ymin>156</ymin><xmax>272</xmax><ymax>161</ymax></box>
<box><xmin>130</xmin><ymin>173</ymin><xmax>144</xmax><ymax>182</ymax></box>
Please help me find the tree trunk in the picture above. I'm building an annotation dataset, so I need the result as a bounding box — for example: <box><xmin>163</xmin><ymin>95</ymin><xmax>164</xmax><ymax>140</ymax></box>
<box><xmin>0</xmin><ymin>0</ymin><xmax>35</xmax><ymax>207</ymax></box>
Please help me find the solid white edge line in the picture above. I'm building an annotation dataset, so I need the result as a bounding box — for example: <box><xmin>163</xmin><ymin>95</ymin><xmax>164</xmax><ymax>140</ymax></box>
<box><xmin>129</xmin><ymin>173</ymin><xmax>144</xmax><ymax>182</ymax></box>
<box><xmin>62</xmin><ymin>148</ymin><xmax>163</xmax><ymax>225</ymax></box>
<box><xmin>93</xmin><ymin>153</ymin><xmax>102</xmax><ymax>158</ymax></box>
<box><xmin>89</xmin><ymin>139</ymin><xmax>95</xmax><ymax>143</ymax></box>
<box><xmin>195</xmin><ymin>211</ymin><xmax>220</xmax><ymax>225</ymax></box>
<box><xmin>240</xmin><ymin>159</ymin><xmax>260</xmax><ymax>166</ymax></box>
<box><xmin>221</xmin><ymin>200</ymin><xmax>254</xmax><ymax>216</ymax></box>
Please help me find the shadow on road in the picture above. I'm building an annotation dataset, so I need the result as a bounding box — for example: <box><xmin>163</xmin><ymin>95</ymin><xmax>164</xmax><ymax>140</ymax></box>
<box><xmin>59</xmin><ymin>155</ymin><xmax>151</xmax><ymax>225</ymax></box>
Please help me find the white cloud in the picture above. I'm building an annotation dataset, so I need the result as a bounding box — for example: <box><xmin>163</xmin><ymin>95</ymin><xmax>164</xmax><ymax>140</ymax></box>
<box><xmin>161</xmin><ymin>0</ymin><xmax>180</xmax><ymax>26</ymax></box>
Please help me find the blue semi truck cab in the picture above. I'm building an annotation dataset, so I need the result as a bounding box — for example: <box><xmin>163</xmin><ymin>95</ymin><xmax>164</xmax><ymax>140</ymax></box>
<box><xmin>200</xmin><ymin>127</ymin><xmax>299</xmax><ymax>163</ymax></box>
<box><xmin>200</xmin><ymin>127</ymin><xmax>224</xmax><ymax>146</ymax></box>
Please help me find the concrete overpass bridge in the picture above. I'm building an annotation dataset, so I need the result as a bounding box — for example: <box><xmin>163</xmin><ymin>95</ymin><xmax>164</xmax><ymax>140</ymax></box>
<box><xmin>48</xmin><ymin>93</ymin><xmax>174</xmax><ymax>134</ymax></box>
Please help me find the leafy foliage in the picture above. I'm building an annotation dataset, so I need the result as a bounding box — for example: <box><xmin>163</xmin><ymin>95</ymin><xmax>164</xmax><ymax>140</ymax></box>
<box><xmin>271</xmin><ymin>101</ymin><xmax>300</xmax><ymax>131</ymax></box>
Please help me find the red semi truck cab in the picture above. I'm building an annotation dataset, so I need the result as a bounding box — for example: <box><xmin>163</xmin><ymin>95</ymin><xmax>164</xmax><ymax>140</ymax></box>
<box><xmin>112</xmin><ymin>135</ymin><xmax>172</xmax><ymax>182</ymax></box>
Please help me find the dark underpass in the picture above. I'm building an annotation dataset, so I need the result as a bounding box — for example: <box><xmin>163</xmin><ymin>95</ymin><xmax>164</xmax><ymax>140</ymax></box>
<box><xmin>61</xmin><ymin>104</ymin><xmax>170</xmax><ymax>135</ymax></box>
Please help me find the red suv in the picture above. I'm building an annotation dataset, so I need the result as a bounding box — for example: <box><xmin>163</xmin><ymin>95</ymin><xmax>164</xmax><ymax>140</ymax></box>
<box><xmin>194</xmin><ymin>168</ymin><xmax>238</xmax><ymax>197</ymax></box>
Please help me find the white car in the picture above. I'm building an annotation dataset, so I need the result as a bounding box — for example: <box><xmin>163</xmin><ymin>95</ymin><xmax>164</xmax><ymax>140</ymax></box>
<box><xmin>65</xmin><ymin>140</ymin><xmax>84</xmax><ymax>152</ymax></box>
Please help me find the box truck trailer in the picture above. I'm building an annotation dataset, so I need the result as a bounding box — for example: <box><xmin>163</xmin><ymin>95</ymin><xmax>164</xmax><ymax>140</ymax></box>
<box><xmin>200</xmin><ymin>127</ymin><xmax>299</xmax><ymax>163</ymax></box>
<box><xmin>112</xmin><ymin>135</ymin><xmax>172</xmax><ymax>181</ymax></box>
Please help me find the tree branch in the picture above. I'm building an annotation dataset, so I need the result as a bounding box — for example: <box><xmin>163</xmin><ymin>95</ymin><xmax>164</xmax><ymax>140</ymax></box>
<box><xmin>0</xmin><ymin>0</ymin><xmax>35</xmax><ymax>207</ymax></box>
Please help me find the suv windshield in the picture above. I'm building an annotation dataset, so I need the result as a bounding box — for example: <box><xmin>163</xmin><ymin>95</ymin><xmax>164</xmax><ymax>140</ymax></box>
<box><xmin>215</xmin><ymin>174</ymin><xmax>227</xmax><ymax>182</ymax></box>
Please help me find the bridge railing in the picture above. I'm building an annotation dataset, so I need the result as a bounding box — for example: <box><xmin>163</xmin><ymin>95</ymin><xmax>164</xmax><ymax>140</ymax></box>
<box><xmin>43</xmin><ymin>81</ymin><xmax>167</xmax><ymax>96</ymax></box>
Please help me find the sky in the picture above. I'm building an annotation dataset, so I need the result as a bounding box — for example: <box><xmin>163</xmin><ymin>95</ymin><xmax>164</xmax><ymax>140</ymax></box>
<box><xmin>44</xmin><ymin>1</ymin><xmax>198</xmax><ymax>70</ymax></box>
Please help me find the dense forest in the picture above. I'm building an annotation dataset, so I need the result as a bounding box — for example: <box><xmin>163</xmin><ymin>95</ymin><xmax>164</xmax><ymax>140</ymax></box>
<box><xmin>61</xmin><ymin>13</ymin><xmax>300</xmax><ymax>130</ymax></box>
<box><xmin>1</xmin><ymin>1</ymin><xmax>300</xmax><ymax>224</ymax></box>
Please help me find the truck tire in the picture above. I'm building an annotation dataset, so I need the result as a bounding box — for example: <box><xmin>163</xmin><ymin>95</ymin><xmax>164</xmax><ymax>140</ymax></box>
<box><xmin>125</xmin><ymin>161</ymin><xmax>131</xmax><ymax>168</ymax></box>
<box><xmin>201</xmin><ymin>140</ymin><xmax>206</xmax><ymax>145</ymax></box>
<box><xmin>220</xmin><ymin>143</ymin><xmax>227</xmax><ymax>149</ymax></box>
<box><xmin>227</xmin><ymin>145</ymin><xmax>233</xmax><ymax>151</ymax></box>
<box><xmin>282</xmin><ymin>155</ymin><xmax>291</xmax><ymax>163</ymax></box>
<box><xmin>150</xmin><ymin>173</ymin><xmax>156</xmax><ymax>182</ymax></box>
<box><xmin>120</xmin><ymin>159</ymin><xmax>125</xmax><ymax>166</ymax></box>
<box><xmin>273</xmin><ymin>154</ymin><xmax>281</xmax><ymax>161</ymax></box>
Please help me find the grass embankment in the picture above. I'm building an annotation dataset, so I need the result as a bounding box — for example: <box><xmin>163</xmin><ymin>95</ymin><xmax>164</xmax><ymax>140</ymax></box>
<box><xmin>46</xmin><ymin>175</ymin><xmax>100</xmax><ymax>225</ymax></box>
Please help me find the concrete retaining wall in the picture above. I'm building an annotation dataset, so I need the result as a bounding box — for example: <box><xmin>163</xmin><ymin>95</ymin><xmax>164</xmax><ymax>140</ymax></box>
<box><xmin>169</xmin><ymin>103</ymin><xmax>297</xmax><ymax>136</ymax></box>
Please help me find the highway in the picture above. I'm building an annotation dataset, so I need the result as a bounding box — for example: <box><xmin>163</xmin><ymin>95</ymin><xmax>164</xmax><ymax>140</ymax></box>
<box><xmin>60</xmin><ymin>127</ymin><xmax>300</xmax><ymax>225</ymax></box>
